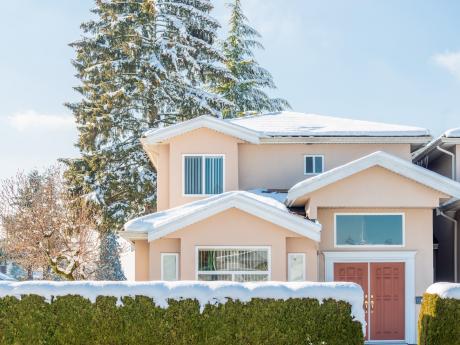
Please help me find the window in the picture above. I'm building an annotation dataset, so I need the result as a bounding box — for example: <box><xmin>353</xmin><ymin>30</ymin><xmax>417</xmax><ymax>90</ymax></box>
<box><xmin>335</xmin><ymin>214</ymin><xmax>404</xmax><ymax>247</ymax></box>
<box><xmin>184</xmin><ymin>155</ymin><xmax>224</xmax><ymax>195</ymax></box>
<box><xmin>288</xmin><ymin>253</ymin><xmax>306</xmax><ymax>282</ymax></box>
<box><xmin>304</xmin><ymin>155</ymin><xmax>324</xmax><ymax>175</ymax></box>
<box><xmin>197</xmin><ymin>247</ymin><xmax>270</xmax><ymax>282</ymax></box>
<box><xmin>161</xmin><ymin>253</ymin><xmax>179</xmax><ymax>281</ymax></box>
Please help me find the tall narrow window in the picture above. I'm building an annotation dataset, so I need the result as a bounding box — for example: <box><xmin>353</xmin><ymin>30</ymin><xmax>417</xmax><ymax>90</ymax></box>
<box><xmin>304</xmin><ymin>155</ymin><xmax>324</xmax><ymax>175</ymax></box>
<box><xmin>184</xmin><ymin>155</ymin><xmax>224</xmax><ymax>195</ymax></box>
<box><xmin>288</xmin><ymin>253</ymin><xmax>306</xmax><ymax>282</ymax></box>
<box><xmin>161</xmin><ymin>253</ymin><xmax>179</xmax><ymax>281</ymax></box>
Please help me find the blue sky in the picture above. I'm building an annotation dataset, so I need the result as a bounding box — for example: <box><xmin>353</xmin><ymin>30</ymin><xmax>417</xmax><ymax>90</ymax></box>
<box><xmin>1</xmin><ymin>0</ymin><xmax>459</xmax><ymax>179</ymax></box>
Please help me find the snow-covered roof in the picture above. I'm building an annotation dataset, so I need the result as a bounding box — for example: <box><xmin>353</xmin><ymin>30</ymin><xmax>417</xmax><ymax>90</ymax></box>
<box><xmin>426</xmin><ymin>282</ymin><xmax>460</xmax><ymax>299</ymax></box>
<box><xmin>124</xmin><ymin>190</ymin><xmax>321</xmax><ymax>242</ymax></box>
<box><xmin>412</xmin><ymin>127</ymin><xmax>460</xmax><ymax>161</ymax></box>
<box><xmin>445</xmin><ymin>128</ymin><xmax>460</xmax><ymax>138</ymax></box>
<box><xmin>229</xmin><ymin>112</ymin><xmax>430</xmax><ymax>138</ymax></box>
<box><xmin>287</xmin><ymin>151</ymin><xmax>460</xmax><ymax>206</ymax></box>
<box><xmin>0</xmin><ymin>280</ymin><xmax>365</xmax><ymax>332</ymax></box>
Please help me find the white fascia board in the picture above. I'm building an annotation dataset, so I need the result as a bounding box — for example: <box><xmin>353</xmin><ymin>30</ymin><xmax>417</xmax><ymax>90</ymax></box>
<box><xmin>148</xmin><ymin>194</ymin><xmax>321</xmax><ymax>242</ymax></box>
<box><xmin>143</xmin><ymin>115</ymin><xmax>260</xmax><ymax>144</ymax></box>
<box><xmin>119</xmin><ymin>231</ymin><xmax>148</xmax><ymax>241</ymax></box>
<box><xmin>287</xmin><ymin>151</ymin><xmax>460</xmax><ymax>205</ymax></box>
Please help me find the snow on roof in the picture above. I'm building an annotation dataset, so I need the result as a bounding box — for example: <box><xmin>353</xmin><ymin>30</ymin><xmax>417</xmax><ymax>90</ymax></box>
<box><xmin>444</xmin><ymin>127</ymin><xmax>460</xmax><ymax>138</ymax></box>
<box><xmin>124</xmin><ymin>190</ymin><xmax>321</xmax><ymax>242</ymax></box>
<box><xmin>426</xmin><ymin>282</ymin><xmax>460</xmax><ymax>299</ymax></box>
<box><xmin>229</xmin><ymin>112</ymin><xmax>430</xmax><ymax>137</ymax></box>
<box><xmin>287</xmin><ymin>151</ymin><xmax>460</xmax><ymax>206</ymax></box>
<box><xmin>0</xmin><ymin>280</ymin><xmax>365</xmax><ymax>332</ymax></box>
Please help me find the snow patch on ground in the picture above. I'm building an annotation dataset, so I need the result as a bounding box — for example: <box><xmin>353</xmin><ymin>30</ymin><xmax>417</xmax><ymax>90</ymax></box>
<box><xmin>0</xmin><ymin>281</ymin><xmax>365</xmax><ymax>332</ymax></box>
<box><xmin>426</xmin><ymin>282</ymin><xmax>460</xmax><ymax>299</ymax></box>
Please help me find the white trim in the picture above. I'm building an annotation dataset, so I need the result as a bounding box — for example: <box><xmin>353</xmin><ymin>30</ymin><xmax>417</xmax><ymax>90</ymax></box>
<box><xmin>161</xmin><ymin>253</ymin><xmax>179</xmax><ymax>281</ymax></box>
<box><xmin>323</xmin><ymin>251</ymin><xmax>417</xmax><ymax>344</ymax></box>
<box><xmin>287</xmin><ymin>151</ymin><xmax>460</xmax><ymax>206</ymax></box>
<box><xmin>304</xmin><ymin>155</ymin><xmax>325</xmax><ymax>175</ymax></box>
<box><xmin>288</xmin><ymin>253</ymin><xmax>306</xmax><ymax>281</ymax></box>
<box><xmin>182</xmin><ymin>154</ymin><xmax>226</xmax><ymax>197</ymax></box>
<box><xmin>195</xmin><ymin>246</ymin><xmax>272</xmax><ymax>281</ymax></box>
<box><xmin>261</xmin><ymin>136</ymin><xmax>431</xmax><ymax>145</ymax></box>
<box><xmin>334</xmin><ymin>213</ymin><xmax>406</xmax><ymax>248</ymax></box>
<box><xmin>143</xmin><ymin>115</ymin><xmax>261</xmax><ymax>145</ymax></box>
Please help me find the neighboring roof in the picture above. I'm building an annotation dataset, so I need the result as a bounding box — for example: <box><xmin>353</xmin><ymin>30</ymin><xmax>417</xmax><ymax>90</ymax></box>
<box><xmin>445</xmin><ymin>128</ymin><xmax>460</xmax><ymax>138</ymax></box>
<box><xmin>412</xmin><ymin>127</ymin><xmax>460</xmax><ymax>161</ymax></box>
<box><xmin>143</xmin><ymin>112</ymin><xmax>431</xmax><ymax>146</ymax></box>
<box><xmin>287</xmin><ymin>151</ymin><xmax>460</xmax><ymax>206</ymax></box>
<box><xmin>229</xmin><ymin>111</ymin><xmax>431</xmax><ymax>138</ymax></box>
<box><xmin>143</xmin><ymin>115</ymin><xmax>260</xmax><ymax>145</ymax></box>
<box><xmin>123</xmin><ymin>191</ymin><xmax>321</xmax><ymax>242</ymax></box>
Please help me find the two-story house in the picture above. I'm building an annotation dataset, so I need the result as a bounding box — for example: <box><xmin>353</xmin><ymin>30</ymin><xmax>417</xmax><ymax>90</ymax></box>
<box><xmin>413</xmin><ymin>128</ymin><xmax>460</xmax><ymax>284</ymax></box>
<box><xmin>122</xmin><ymin>112</ymin><xmax>460</xmax><ymax>344</ymax></box>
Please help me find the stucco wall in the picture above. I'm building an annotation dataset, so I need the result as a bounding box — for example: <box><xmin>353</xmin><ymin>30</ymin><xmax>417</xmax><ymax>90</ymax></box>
<box><xmin>147</xmin><ymin>208</ymin><xmax>319</xmax><ymax>281</ymax></box>
<box><xmin>238</xmin><ymin>143</ymin><xmax>411</xmax><ymax>190</ymax></box>
<box><xmin>134</xmin><ymin>240</ymin><xmax>149</xmax><ymax>281</ymax></box>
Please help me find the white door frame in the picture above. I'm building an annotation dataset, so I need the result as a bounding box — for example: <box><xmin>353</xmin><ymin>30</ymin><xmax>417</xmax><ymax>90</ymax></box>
<box><xmin>323</xmin><ymin>251</ymin><xmax>417</xmax><ymax>344</ymax></box>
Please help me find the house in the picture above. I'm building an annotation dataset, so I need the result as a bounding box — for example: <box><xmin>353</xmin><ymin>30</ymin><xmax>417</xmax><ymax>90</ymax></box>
<box><xmin>413</xmin><ymin>128</ymin><xmax>460</xmax><ymax>283</ymax></box>
<box><xmin>122</xmin><ymin>112</ymin><xmax>460</xmax><ymax>344</ymax></box>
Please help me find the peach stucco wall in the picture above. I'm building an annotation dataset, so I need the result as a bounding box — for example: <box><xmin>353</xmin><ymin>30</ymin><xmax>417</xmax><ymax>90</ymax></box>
<box><xmin>302</xmin><ymin>166</ymin><xmax>447</xmax><ymax>218</ymax></box>
<box><xmin>134</xmin><ymin>240</ymin><xmax>149</xmax><ymax>281</ymax></box>
<box><xmin>146</xmin><ymin>208</ymin><xmax>318</xmax><ymax>281</ymax></box>
<box><xmin>238</xmin><ymin>143</ymin><xmax>411</xmax><ymax>190</ymax></box>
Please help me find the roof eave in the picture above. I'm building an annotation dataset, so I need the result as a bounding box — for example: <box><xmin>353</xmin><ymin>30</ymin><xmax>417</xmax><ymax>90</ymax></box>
<box><xmin>261</xmin><ymin>136</ymin><xmax>432</xmax><ymax>145</ymax></box>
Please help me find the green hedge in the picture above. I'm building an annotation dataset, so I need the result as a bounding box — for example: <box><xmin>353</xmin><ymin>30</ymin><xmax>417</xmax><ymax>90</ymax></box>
<box><xmin>0</xmin><ymin>295</ymin><xmax>364</xmax><ymax>345</ymax></box>
<box><xmin>419</xmin><ymin>293</ymin><xmax>460</xmax><ymax>345</ymax></box>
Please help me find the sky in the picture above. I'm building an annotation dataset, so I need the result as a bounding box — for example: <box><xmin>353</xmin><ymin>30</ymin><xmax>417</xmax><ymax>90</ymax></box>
<box><xmin>0</xmin><ymin>0</ymin><xmax>460</xmax><ymax>179</ymax></box>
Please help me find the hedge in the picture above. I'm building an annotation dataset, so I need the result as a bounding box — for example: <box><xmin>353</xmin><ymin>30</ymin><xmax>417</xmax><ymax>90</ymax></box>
<box><xmin>418</xmin><ymin>293</ymin><xmax>460</xmax><ymax>345</ymax></box>
<box><xmin>0</xmin><ymin>295</ymin><xmax>364</xmax><ymax>345</ymax></box>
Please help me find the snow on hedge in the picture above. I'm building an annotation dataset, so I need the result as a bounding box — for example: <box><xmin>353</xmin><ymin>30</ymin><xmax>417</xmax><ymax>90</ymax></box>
<box><xmin>0</xmin><ymin>281</ymin><xmax>365</xmax><ymax>332</ymax></box>
<box><xmin>426</xmin><ymin>282</ymin><xmax>460</xmax><ymax>299</ymax></box>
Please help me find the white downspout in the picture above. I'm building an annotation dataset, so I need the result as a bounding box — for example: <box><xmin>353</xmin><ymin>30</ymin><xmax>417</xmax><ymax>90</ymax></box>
<box><xmin>436</xmin><ymin>146</ymin><xmax>456</xmax><ymax>180</ymax></box>
<box><xmin>437</xmin><ymin>209</ymin><xmax>458</xmax><ymax>283</ymax></box>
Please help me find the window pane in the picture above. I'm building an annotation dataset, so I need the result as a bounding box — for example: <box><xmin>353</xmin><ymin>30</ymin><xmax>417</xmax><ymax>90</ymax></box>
<box><xmin>314</xmin><ymin>156</ymin><xmax>323</xmax><ymax>173</ymax></box>
<box><xmin>288</xmin><ymin>254</ymin><xmax>305</xmax><ymax>282</ymax></box>
<box><xmin>205</xmin><ymin>157</ymin><xmax>223</xmax><ymax>194</ymax></box>
<box><xmin>336</xmin><ymin>215</ymin><xmax>403</xmax><ymax>246</ymax></box>
<box><xmin>305</xmin><ymin>156</ymin><xmax>314</xmax><ymax>174</ymax></box>
<box><xmin>198</xmin><ymin>249</ymin><xmax>268</xmax><ymax>272</ymax></box>
<box><xmin>162</xmin><ymin>254</ymin><xmax>177</xmax><ymax>281</ymax></box>
<box><xmin>184</xmin><ymin>156</ymin><xmax>202</xmax><ymax>195</ymax></box>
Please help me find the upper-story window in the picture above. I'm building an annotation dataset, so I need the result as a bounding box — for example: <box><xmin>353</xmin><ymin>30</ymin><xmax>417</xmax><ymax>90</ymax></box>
<box><xmin>304</xmin><ymin>155</ymin><xmax>324</xmax><ymax>175</ymax></box>
<box><xmin>183</xmin><ymin>154</ymin><xmax>224</xmax><ymax>195</ymax></box>
<box><xmin>335</xmin><ymin>214</ymin><xmax>404</xmax><ymax>247</ymax></box>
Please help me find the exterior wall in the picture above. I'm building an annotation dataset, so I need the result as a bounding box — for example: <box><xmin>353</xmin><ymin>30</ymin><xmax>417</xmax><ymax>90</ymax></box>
<box><xmin>238</xmin><ymin>143</ymin><xmax>411</xmax><ymax>190</ymax></box>
<box><xmin>427</xmin><ymin>146</ymin><xmax>455</xmax><ymax>180</ymax></box>
<box><xmin>134</xmin><ymin>240</ymin><xmax>149</xmax><ymax>281</ymax></box>
<box><xmin>147</xmin><ymin>208</ymin><xmax>318</xmax><ymax>281</ymax></box>
<box><xmin>433</xmin><ymin>211</ymin><xmax>455</xmax><ymax>282</ymax></box>
<box><xmin>456</xmin><ymin>145</ymin><xmax>460</xmax><ymax>182</ymax></box>
<box><xmin>157</xmin><ymin>144</ymin><xmax>170</xmax><ymax>211</ymax></box>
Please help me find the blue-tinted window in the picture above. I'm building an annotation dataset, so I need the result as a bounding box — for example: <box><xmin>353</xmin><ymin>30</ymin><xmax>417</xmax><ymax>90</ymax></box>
<box><xmin>336</xmin><ymin>214</ymin><xmax>403</xmax><ymax>246</ymax></box>
<box><xmin>184</xmin><ymin>155</ymin><xmax>223</xmax><ymax>195</ymax></box>
<box><xmin>305</xmin><ymin>155</ymin><xmax>324</xmax><ymax>174</ymax></box>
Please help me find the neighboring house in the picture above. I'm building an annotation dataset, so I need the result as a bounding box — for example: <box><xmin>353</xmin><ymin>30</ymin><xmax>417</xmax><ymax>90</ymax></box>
<box><xmin>122</xmin><ymin>112</ymin><xmax>460</xmax><ymax>344</ymax></box>
<box><xmin>413</xmin><ymin>128</ymin><xmax>460</xmax><ymax>283</ymax></box>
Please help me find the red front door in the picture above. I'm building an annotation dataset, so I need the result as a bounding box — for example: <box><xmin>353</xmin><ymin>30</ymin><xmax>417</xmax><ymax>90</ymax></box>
<box><xmin>334</xmin><ymin>262</ymin><xmax>405</xmax><ymax>342</ymax></box>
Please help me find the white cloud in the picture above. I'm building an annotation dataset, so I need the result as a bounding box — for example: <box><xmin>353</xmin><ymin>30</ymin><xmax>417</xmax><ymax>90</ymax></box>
<box><xmin>7</xmin><ymin>110</ymin><xmax>75</xmax><ymax>131</ymax></box>
<box><xmin>434</xmin><ymin>51</ymin><xmax>460</xmax><ymax>80</ymax></box>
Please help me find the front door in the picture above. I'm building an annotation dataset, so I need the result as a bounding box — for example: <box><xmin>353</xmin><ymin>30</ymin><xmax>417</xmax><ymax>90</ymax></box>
<box><xmin>334</xmin><ymin>262</ymin><xmax>405</xmax><ymax>342</ymax></box>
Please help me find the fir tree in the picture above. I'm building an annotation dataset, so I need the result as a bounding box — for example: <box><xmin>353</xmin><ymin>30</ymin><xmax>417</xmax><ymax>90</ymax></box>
<box><xmin>96</xmin><ymin>231</ymin><xmax>125</xmax><ymax>281</ymax></box>
<box><xmin>216</xmin><ymin>0</ymin><xmax>290</xmax><ymax>118</ymax></box>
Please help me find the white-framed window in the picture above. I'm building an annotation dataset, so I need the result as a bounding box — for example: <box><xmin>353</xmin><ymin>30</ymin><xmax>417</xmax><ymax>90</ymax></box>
<box><xmin>288</xmin><ymin>253</ymin><xmax>306</xmax><ymax>282</ymax></box>
<box><xmin>334</xmin><ymin>213</ymin><xmax>405</xmax><ymax>247</ymax></box>
<box><xmin>161</xmin><ymin>253</ymin><xmax>179</xmax><ymax>281</ymax></box>
<box><xmin>196</xmin><ymin>246</ymin><xmax>271</xmax><ymax>282</ymax></box>
<box><xmin>304</xmin><ymin>155</ymin><xmax>324</xmax><ymax>175</ymax></box>
<box><xmin>183</xmin><ymin>154</ymin><xmax>224</xmax><ymax>196</ymax></box>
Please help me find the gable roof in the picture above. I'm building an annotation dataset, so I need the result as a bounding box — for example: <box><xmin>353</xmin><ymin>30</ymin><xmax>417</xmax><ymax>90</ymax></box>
<box><xmin>287</xmin><ymin>151</ymin><xmax>460</xmax><ymax>206</ymax></box>
<box><xmin>123</xmin><ymin>191</ymin><xmax>321</xmax><ymax>242</ymax></box>
<box><xmin>143</xmin><ymin>115</ymin><xmax>260</xmax><ymax>145</ymax></box>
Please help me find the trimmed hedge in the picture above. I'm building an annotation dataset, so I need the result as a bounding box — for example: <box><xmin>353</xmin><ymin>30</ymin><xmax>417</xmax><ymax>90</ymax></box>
<box><xmin>0</xmin><ymin>295</ymin><xmax>364</xmax><ymax>345</ymax></box>
<box><xmin>419</xmin><ymin>293</ymin><xmax>460</xmax><ymax>345</ymax></box>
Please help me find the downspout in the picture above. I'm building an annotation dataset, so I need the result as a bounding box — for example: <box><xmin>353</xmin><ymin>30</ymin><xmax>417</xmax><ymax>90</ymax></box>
<box><xmin>437</xmin><ymin>209</ymin><xmax>458</xmax><ymax>283</ymax></box>
<box><xmin>436</xmin><ymin>146</ymin><xmax>456</xmax><ymax>180</ymax></box>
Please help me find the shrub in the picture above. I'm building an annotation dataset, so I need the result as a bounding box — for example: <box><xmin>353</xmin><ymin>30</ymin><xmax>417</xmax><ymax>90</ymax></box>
<box><xmin>419</xmin><ymin>293</ymin><xmax>460</xmax><ymax>345</ymax></box>
<box><xmin>0</xmin><ymin>295</ymin><xmax>364</xmax><ymax>345</ymax></box>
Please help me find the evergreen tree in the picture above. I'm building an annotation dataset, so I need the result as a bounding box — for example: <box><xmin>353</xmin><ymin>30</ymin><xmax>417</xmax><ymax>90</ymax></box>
<box><xmin>216</xmin><ymin>0</ymin><xmax>290</xmax><ymax>118</ymax></box>
<box><xmin>96</xmin><ymin>231</ymin><xmax>125</xmax><ymax>281</ymax></box>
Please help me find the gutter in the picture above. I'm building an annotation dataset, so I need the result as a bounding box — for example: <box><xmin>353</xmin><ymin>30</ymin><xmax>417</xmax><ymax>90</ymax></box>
<box><xmin>436</xmin><ymin>146</ymin><xmax>456</xmax><ymax>180</ymax></box>
<box><xmin>437</xmin><ymin>209</ymin><xmax>458</xmax><ymax>283</ymax></box>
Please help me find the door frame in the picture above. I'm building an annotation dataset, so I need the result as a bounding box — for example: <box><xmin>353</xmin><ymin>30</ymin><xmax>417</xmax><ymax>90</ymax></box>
<box><xmin>324</xmin><ymin>251</ymin><xmax>416</xmax><ymax>344</ymax></box>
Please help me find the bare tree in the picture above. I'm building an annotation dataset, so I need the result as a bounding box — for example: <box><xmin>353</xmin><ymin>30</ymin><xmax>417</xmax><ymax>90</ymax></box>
<box><xmin>0</xmin><ymin>167</ymin><xmax>98</xmax><ymax>280</ymax></box>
